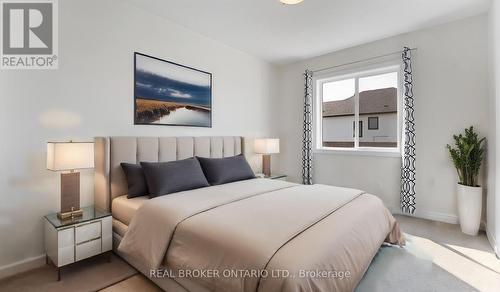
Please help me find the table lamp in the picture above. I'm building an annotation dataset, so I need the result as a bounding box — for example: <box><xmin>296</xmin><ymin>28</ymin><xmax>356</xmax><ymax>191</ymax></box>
<box><xmin>254</xmin><ymin>138</ymin><xmax>280</xmax><ymax>178</ymax></box>
<box><xmin>47</xmin><ymin>141</ymin><xmax>94</xmax><ymax>219</ymax></box>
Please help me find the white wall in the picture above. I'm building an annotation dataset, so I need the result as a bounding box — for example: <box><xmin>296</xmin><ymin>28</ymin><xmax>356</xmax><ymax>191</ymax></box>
<box><xmin>488</xmin><ymin>0</ymin><xmax>500</xmax><ymax>256</ymax></box>
<box><xmin>0</xmin><ymin>0</ymin><xmax>277</xmax><ymax>274</ymax></box>
<box><xmin>322</xmin><ymin>113</ymin><xmax>397</xmax><ymax>144</ymax></box>
<box><xmin>276</xmin><ymin>15</ymin><xmax>489</xmax><ymax>223</ymax></box>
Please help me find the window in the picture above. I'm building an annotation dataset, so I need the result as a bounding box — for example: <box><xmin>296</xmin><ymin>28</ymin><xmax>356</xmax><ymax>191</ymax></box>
<box><xmin>315</xmin><ymin>65</ymin><xmax>400</xmax><ymax>153</ymax></box>
<box><xmin>353</xmin><ymin>121</ymin><xmax>363</xmax><ymax>138</ymax></box>
<box><xmin>368</xmin><ymin>117</ymin><xmax>379</xmax><ymax>130</ymax></box>
<box><xmin>321</xmin><ymin>78</ymin><xmax>355</xmax><ymax>148</ymax></box>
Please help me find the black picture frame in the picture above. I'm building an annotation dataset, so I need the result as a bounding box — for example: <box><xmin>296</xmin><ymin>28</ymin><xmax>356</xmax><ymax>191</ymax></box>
<box><xmin>134</xmin><ymin>52</ymin><xmax>212</xmax><ymax>128</ymax></box>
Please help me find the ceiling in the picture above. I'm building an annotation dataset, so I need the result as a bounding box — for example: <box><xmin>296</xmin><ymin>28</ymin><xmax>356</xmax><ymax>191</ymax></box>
<box><xmin>124</xmin><ymin>0</ymin><xmax>491</xmax><ymax>65</ymax></box>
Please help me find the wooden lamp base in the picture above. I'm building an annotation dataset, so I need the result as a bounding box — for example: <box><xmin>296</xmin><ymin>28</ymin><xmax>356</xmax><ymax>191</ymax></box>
<box><xmin>58</xmin><ymin>172</ymin><xmax>82</xmax><ymax>220</ymax></box>
<box><xmin>262</xmin><ymin>154</ymin><xmax>271</xmax><ymax>177</ymax></box>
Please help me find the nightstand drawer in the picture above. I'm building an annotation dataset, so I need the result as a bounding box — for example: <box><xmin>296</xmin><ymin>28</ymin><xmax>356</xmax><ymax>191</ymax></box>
<box><xmin>75</xmin><ymin>221</ymin><xmax>101</xmax><ymax>244</ymax></box>
<box><xmin>44</xmin><ymin>206</ymin><xmax>113</xmax><ymax>281</ymax></box>
<box><xmin>57</xmin><ymin>227</ymin><xmax>75</xmax><ymax>266</ymax></box>
<box><xmin>75</xmin><ymin>238</ymin><xmax>101</xmax><ymax>261</ymax></box>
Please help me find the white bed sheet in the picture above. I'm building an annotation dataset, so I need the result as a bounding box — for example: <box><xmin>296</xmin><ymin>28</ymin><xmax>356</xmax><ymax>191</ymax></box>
<box><xmin>112</xmin><ymin>195</ymin><xmax>149</xmax><ymax>226</ymax></box>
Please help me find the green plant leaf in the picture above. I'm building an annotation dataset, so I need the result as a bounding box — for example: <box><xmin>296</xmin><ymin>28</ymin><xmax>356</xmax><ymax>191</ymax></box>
<box><xmin>447</xmin><ymin>126</ymin><xmax>485</xmax><ymax>186</ymax></box>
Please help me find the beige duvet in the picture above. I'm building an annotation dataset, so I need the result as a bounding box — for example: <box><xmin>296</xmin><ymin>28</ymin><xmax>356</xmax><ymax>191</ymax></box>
<box><xmin>118</xmin><ymin>179</ymin><xmax>404</xmax><ymax>292</ymax></box>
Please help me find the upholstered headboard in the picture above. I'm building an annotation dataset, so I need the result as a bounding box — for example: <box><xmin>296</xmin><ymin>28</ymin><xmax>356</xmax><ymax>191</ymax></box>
<box><xmin>94</xmin><ymin>136</ymin><xmax>259</xmax><ymax>211</ymax></box>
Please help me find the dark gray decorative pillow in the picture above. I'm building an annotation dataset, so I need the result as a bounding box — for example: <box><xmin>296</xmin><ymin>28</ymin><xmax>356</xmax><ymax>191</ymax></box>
<box><xmin>140</xmin><ymin>158</ymin><xmax>210</xmax><ymax>198</ymax></box>
<box><xmin>197</xmin><ymin>154</ymin><xmax>256</xmax><ymax>186</ymax></box>
<box><xmin>121</xmin><ymin>163</ymin><xmax>148</xmax><ymax>199</ymax></box>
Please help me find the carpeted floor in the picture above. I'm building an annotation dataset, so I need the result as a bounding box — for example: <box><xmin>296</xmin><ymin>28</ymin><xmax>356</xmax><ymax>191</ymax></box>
<box><xmin>356</xmin><ymin>215</ymin><xmax>500</xmax><ymax>292</ymax></box>
<box><xmin>0</xmin><ymin>254</ymin><xmax>136</xmax><ymax>292</ymax></box>
<box><xmin>356</xmin><ymin>235</ymin><xmax>477</xmax><ymax>291</ymax></box>
<box><xmin>1</xmin><ymin>215</ymin><xmax>499</xmax><ymax>291</ymax></box>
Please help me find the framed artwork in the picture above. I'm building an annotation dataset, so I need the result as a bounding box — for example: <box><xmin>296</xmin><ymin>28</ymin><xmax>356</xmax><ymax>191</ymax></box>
<box><xmin>134</xmin><ymin>52</ymin><xmax>212</xmax><ymax>127</ymax></box>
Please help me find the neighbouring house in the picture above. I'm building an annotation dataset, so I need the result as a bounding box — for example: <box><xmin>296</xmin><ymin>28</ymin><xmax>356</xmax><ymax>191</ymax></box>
<box><xmin>322</xmin><ymin>87</ymin><xmax>397</xmax><ymax>148</ymax></box>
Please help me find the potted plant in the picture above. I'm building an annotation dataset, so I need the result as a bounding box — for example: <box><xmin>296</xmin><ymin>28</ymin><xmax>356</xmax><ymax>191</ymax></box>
<box><xmin>446</xmin><ymin>126</ymin><xmax>485</xmax><ymax>236</ymax></box>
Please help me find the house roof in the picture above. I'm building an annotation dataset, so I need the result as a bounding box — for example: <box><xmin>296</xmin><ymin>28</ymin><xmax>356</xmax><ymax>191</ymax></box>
<box><xmin>322</xmin><ymin>87</ymin><xmax>397</xmax><ymax>117</ymax></box>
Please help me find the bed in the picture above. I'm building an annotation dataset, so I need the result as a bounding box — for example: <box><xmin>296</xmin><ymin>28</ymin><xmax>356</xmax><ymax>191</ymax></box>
<box><xmin>94</xmin><ymin>136</ymin><xmax>404</xmax><ymax>292</ymax></box>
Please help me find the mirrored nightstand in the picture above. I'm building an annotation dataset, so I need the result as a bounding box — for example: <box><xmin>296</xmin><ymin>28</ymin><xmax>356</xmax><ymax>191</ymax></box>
<box><xmin>44</xmin><ymin>205</ymin><xmax>112</xmax><ymax>280</ymax></box>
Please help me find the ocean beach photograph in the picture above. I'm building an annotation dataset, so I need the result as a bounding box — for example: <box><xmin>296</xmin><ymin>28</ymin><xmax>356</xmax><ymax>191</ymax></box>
<box><xmin>134</xmin><ymin>53</ymin><xmax>212</xmax><ymax>127</ymax></box>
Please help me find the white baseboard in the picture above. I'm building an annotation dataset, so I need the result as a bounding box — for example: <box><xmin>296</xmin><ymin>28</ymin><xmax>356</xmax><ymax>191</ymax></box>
<box><xmin>388</xmin><ymin>206</ymin><xmax>458</xmax><ymax>224</ymax></box>
<box><xmin>0</xmin><ymin>254</ymin><xmax>46</xmax><ymax>280</ymax></box>
<box><xmin>486</xmin><ymin>227</ymin><xmax>499</xmax><ymax>258</ymax></box>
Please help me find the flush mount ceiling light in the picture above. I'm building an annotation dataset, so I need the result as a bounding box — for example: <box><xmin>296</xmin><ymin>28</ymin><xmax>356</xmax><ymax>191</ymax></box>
<box><xmin>279</xmin><ymin>0</ymin><xmax>304</xmax><ymax>5</ymax></box>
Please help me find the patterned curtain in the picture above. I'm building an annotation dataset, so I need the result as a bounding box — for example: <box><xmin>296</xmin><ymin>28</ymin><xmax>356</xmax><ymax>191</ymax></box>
<box><xmin>401</xmin><ymin>47</ymin><xmax>416</xmax><ymax>214</ymax></box>
<box><xmin>302</xmin><ymin>70</ymin><xmax>313</xmax><ymax>185</ymax></box>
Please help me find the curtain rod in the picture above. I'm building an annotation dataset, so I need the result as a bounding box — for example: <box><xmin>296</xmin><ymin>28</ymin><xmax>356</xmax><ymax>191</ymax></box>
<box><xmin>311</xmin><ymin>47</ymin><xmax>417</xmax><ymax>74</ymax></box>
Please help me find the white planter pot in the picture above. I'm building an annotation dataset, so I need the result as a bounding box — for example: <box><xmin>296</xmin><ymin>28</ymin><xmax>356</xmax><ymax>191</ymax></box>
<box><xmin>457</xmin><ymin>184</ymin><xmax>482</xmax><ymax>236</ymax></box>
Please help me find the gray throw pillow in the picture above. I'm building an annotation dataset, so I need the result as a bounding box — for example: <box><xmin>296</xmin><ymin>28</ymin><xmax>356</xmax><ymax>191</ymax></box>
<box><xmin>121</xmin><ymin>163</ymin><xmax>148</xmax><ymax>198</ymax></box>
<box><xmin>197</xmin><ymin>154</ymin><xmax>256</xmax><ymax>186</ymax></box>
<box><xmin>140</xmin><ymin>158</ymin><xmax>210</xmax><ymax>198</ymax></box>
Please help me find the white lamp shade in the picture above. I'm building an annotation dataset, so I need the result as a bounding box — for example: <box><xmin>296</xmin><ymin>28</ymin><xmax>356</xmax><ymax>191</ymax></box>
<box><xmin>254</xmin><ymin>138</ymin><xmax>280</xmax><ymax>154</ymax></box>
<box><xmin>279</xmin><ymin>0</ymin><xmax>304</xmax><ymax>4</ymax></box>
<box><xmin>47</xmin><ymin>142</ymin><xmax>94</xmax><ymax>171</ymax></box>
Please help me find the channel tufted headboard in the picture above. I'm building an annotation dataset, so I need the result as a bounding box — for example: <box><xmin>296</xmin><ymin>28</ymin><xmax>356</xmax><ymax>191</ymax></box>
<box><xmin>94</xmin><ymin>136</ymin><xmax>259</xmax><ymax>211</ymax></box>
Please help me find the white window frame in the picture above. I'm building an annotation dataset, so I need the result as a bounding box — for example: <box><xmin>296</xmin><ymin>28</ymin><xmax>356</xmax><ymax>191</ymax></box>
<box><xmin>313</xmin><ymin>61</ymin><xmax>402</xmax><ymax>157</ymax></box>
